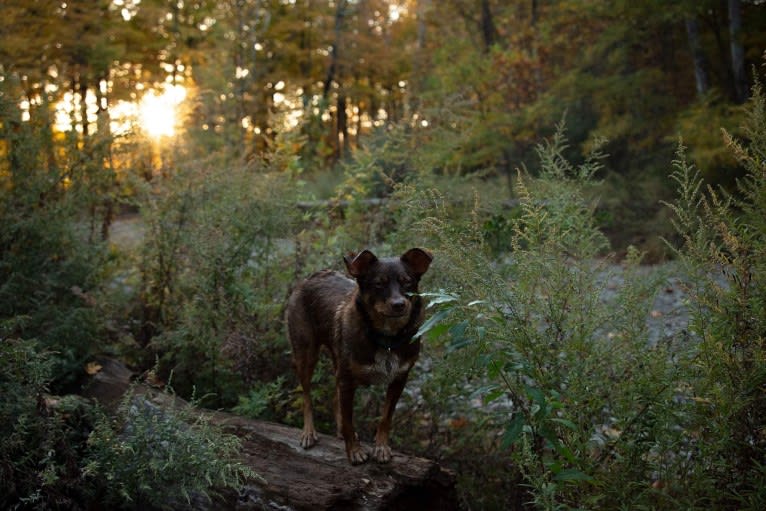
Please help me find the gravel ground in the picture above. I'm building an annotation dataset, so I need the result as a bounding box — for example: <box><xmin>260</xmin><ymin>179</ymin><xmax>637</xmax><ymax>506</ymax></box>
<box><xmin>597</xmin><ymin>263</ymin><xmax>692</xmax><ymax>346</ymax></box>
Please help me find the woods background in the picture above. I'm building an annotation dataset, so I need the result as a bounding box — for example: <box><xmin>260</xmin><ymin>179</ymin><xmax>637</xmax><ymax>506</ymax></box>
<box><xmin>2</xmin><ymin>1</ymin><xmax>766</xmax><ymax>510</ymax></box>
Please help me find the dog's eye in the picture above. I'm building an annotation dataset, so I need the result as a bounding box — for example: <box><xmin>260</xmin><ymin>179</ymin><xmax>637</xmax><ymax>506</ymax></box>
<box><xmin>400</xmin><ymin>277</ymin><xmax>413</xmax><ymax>288</ymax></box>
<box><xmin>373</xmin><ymin>280</ymin><xmax>387</xmax><ymax>289</ymax></box>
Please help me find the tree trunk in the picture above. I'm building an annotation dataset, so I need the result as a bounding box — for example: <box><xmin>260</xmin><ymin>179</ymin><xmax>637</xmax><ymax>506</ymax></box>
<box><xmin>322</xmin><ymin>0</ymin><xmax>347</xmax><ymax>98</ymax></box>
<box><xmin>37</xmin><ymin>77</ymin><xmax>59</xmax><ymax>176</ymax></box>
<box><xmin>0</xmin><ymin>74</ymin><xmax>25</xmax><ymax>182</ymax></box>
<box><xmin>417</xmin><ymin>0</ymin><xmax>429</xmax><ymax>50</ymax></box>
<box><xmin>685</xmin><ymin>17</ymin><xmax>710</xmax><ymax>97</ymax></box>
<box><xmin>530</xmin><ymin>0</ymin><xmax>542</xmax><ymax>94</ymax></box>
<box><xmin>480</xmin><ymin>0</ymin><xmax>497</xmax><ymax>52</ymax></box>
<box><xmin>78</xmin><ymin>70</ymin><xmax>90</xmax><ymax>140</ymax></box>
<box><xmin>82</xmin><ymin>358</ymin><xmax>458</xmax><ymax>511</ymax></box>
<box><xmin>323</xmin><ymin>0</ymin><xmax>347</xmax><ymax>162</ymax></box>
<box><xmin>234</xmin><ymin>0</ymin><xmax>247</xmax><ymax>152</ymax></box>
<box><xmin>728</xmin><ymin>0</ymin><xmax>747</xmax><ymax>103</ymax></box>
<box><xmin>337</xmin><ymin>93</ymin><xmax>348</xmax><ymax>159</ymax></box>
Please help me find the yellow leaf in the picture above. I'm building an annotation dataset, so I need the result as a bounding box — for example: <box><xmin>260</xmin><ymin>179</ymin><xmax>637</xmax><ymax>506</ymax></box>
<box><xmin>85</xmin><ymin>362</ymin><xmax>103</xmax><ymax>375</ymax></box>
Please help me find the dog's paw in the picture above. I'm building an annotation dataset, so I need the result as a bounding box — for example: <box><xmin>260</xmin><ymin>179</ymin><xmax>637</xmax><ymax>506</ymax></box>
<box><xmin>300</xmin><ymin>428</ymin><xmax>318</xmax><ymax>449</ymax></box>
<box><xmin>347</xmin><ymin>444</ymin><xmax>369</xmax><ymax>465</ymax></box>
<box><xmin>372</xmin><ymin>443</ymin><xmax>393</xmax><ymax>463</ymax></box>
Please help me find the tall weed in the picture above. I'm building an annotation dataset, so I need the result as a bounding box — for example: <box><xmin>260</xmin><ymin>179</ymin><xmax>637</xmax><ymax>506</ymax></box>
<box><xmin>137</xmin><ymin>159</ymin><xmax>298</xmax><ymax>406</ymax></box>
<box><xmin>662</xmin><ymin>81</ymin><xmax>766</xmax><ymax>508</ymax></box>
<box><xmin>84</xmin><ymin>388</ymin><xmax>256</xmax><ymax>509</ymax></box>
<box><xmin>398</xmin><ymin>125</ymin><xmax>684</xmax><ymax>509</ymax></box>
<box><xmin>0</xmin><ymin>85</ymin><xmax>108</xmax><ymax>388</ymax></box>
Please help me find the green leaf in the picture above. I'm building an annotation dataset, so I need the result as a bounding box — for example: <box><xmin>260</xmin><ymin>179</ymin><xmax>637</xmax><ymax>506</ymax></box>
<box><xmin>419</xmin><ymin>291</ymin><xmax>459</xmax><ymax>308</ymax></box>
<box><xmin>501</xmin><ymin>414</ymin><xmax>525</xmax><ymax>449</ymax></box>
<box><xmin>525</xmin><ymin>385</ymin><xmax>546</xmax><ymax>406</ymax></box>
<box><xmin>484</xmin><ymin>387</ymin><xmax>505</xmax><ymax>404</ymax></box>
<box><xmin>449</xmin><ymin>320</ymin><xmax>469</xmax><ymax>340</ymax></box>
<box><xmin>553</xmin><ymin>443</ymin><xmax>577</xmax><ymax>464</ymax></box>
<box><xmin>425</xmin><ymin>322</ymin><xmax>452</xmax><ymax>341</ymax></box>
<box><xmin>550</xmin><ymin>418</ymin><xmax>578</xmax><ymax>431</ymax></box>
<box><xmin>553</xmin><ymin>468</ymin><xmax>593</xmax><ymax>483</ymax></box>
<box><xmin>487</xmin><ymin>358</ymin><xmax>502</xmax><ymax>379</ymax></box>
<box><xmin>416</xmin><ymin>309</ymin><xmax>451</xmax><ymax>338</ymax></box>
<box><xmin>446</xmin><ymin>320</ymin><xmax>471</xmax><ymax>351</ymax></box>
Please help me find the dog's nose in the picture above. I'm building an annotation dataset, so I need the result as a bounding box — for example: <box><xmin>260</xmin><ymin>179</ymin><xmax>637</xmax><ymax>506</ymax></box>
<box><xmin>390</xmin><ymin>298</ymin><xmax>407</xmax><ymax>313</ymax></box>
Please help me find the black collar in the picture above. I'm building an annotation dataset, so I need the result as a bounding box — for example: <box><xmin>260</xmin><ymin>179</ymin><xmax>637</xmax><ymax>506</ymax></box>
<box><xmin>355</xmin><ymin>295</ymin><xmax>423</xmax><ymax>351</ymax></box>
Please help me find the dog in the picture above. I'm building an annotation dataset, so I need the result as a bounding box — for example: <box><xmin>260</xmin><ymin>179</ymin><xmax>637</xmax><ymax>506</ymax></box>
<box><xmin>286</xmin><ymin>248</ymin><xmax>433</xmax><ymax>464</ymax></box>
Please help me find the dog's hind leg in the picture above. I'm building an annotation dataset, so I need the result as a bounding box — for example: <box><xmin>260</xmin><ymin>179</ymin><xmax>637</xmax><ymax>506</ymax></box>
<box><xmin>295</xmin><ymin>342</ymin><xmax>320</xmax><ymax>449</ymax></box>
<box><xmin>288</xmin><ymin>318</ymin><xmax>321</xmax><ymax>449</ymax></box>
<box><xmin>338</xmin><ymin>375</ymin><xmax>368</xmax><ymax>465</ymax></box>
<box><xmin>326</xmin><ymin>350</ymin><xmax>344</xmax><ymax>439</ymax></box>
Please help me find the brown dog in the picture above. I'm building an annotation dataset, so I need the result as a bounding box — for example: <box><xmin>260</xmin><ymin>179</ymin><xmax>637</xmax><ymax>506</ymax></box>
<box><xmin>286</xmin><ymin>248</ymin><xmax>433</xmax><ymax>464</ymax></box>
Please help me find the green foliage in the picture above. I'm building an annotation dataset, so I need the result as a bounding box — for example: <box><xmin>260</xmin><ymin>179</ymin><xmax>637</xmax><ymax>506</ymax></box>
<box><xmin>137</xmin><ymin>158</ymin><xmax>299</xmax><ymax>406</ymax></box>
<box><xmin>662</xmin><ymin>81</ymin><xmax>766</xmax><ymax>508</ymax></box>
<box><xmin>674</xmin><ymin>92</ymin><xmax>743</xmax><ymax>185</ymax></box>
<box><xmin>0</xmin><ymin>339</ymin><xmax>53</xmax><ymax>506</ymax></box>
<box><xmin>0</xmin><ymin>195</ymin><xmax>105</xmax><ymax>384</ymax></box>
<box><xmin>0</xmin><ymin>340</ymin><xmax>98</xmax><ymax>509</ymax></box>
<box><xmin>406</xmin><ymin>126</ymin><xmax>688</xmax><ymax>509</ymax></box>
<box><xmin>0</xmin><ymin>79</ymin><xmax>108</xmax><ymax>388</ymax></box>
<box><xmin>84</xmin><ymin>389</ymin><xmax>257</xmax><ymax>509</ymax></box>
<box><xmin>401</xmin><ymin>84</ymin><xmax>766</xmax><ymax>509</ymax></box>
<box><xmin>233</xmin><ymin>376</ymin><xmax>288</xmax><ymax>421</ymax></box>
<box><xmin>0</xmin><ymin>340</ymin><xmax>257</xmax><ymax>510</ymax></box>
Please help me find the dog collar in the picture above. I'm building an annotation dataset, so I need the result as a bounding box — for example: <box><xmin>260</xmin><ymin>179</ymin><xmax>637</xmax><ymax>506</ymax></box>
<box><xmin>355</xmin><ymin>295</ymin><xmax>422</xmax><ymax>352</ymax></box>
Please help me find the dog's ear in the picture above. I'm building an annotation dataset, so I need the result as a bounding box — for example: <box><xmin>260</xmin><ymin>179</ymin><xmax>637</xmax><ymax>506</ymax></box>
<box><xmin>401</xmin><ymin>248</ymin><xmax>433</xmax><ymax>277</ymax></box>
<box><xmin>344</xmin><ymin>249</ymin><xmax>378</xmax><ymax>278</ymax></box>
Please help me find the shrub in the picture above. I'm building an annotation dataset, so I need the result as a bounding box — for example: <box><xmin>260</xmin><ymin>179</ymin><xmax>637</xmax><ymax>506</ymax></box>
<box><xmin>0</xmin><ymin>133</ymin><xmax>107</xmax><ymax>389</ymax></box>
<box><xmin>232</xmin><ymin>376</ymin><xmax>289</xmax><ymax>421</ymax></box>
<box><xmin>136</xmin><ymin>159</ymin><xmax>298</xmax><ymax>406</ymax></box>
<box><xmin>662</xmin><ymin>80</ymin><xmax>766</xmax><ymax>508</ymax></box>
<box><xmin>84</xmin><ymin>388</ymin><xmax>256</xmax><ymax>509</ymax></box>
<box><xmin>403</xmin><ymin>125</ymin><xmax>685</xmax><ymax>509</ymax></box>
<box><xmin>0</xmin><ymin>339</ymin><xmax>96</xmax><ymax>509</ymax></box>
<box><xmin>396</xmin><ymin>82</ymin><xmax>766</xmax><ymax>509</ymax></box>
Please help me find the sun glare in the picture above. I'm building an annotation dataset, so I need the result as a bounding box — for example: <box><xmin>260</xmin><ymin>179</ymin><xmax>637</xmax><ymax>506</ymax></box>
<box><xmin>53</xmin><ymin>84</ymin><xmax>187</xmax><ymax>140</ymax></box>
<box><xmin>139</xmin><ymin>85</ymin><xmax>186</xmax><ymax>139</ymax></box>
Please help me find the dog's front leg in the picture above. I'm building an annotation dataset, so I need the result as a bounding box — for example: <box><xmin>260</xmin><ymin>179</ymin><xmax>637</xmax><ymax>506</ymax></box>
<box><xmin>373</xmin><ymin>375</ymin><xmax>408</xmax><ymax>463</ymax></box>
<box><xmin>338</xmin><ymin>377</ymin><xmax>368</xmax><ymax>465</ymax></box>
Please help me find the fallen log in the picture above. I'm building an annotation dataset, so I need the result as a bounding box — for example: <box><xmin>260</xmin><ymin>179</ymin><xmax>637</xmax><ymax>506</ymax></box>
<box><xmin>82</xmin><ymin>358</ymin><xmax>457</xmax><ymax>511</ymax></box>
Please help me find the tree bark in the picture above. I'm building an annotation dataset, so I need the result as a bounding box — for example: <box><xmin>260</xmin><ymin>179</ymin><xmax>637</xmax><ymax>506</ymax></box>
<box><xmin>530</xmin><ymin>0</ymin><xmax>542</xmax><ymax>94</ymax></box>
<box><xmin>728</xmin><ymin>0</ymin><xmax>747</xmax><ymax>103</ymax></box>
<box><xmin>82</xmin><ymin>357</ymin><xmax>458</xmax><ymax>511</ymax></box>
<box><xmin>480</xmin><ymin>0</ymin><xmax>497</xmax><ymax>52</ymax></box>
<box><xmin>417</xmin><ymin>0</ymin><xmax>429</xmax><ymax>50</ymax></box>
<box><xmin>337</xmin><ymin>93</ymin><xmax>348</xmax><ymax>159</ymax></box>
<box><xmin>234</xmin><ymin>0</ymin><xmax>247</xmax><ymax>151</ymax></box>
<box><xmin>323</xmin><ymin>0</ymin><xmax>348</xmax><ymax>161</ymax></box>
<box><xmin>78</xmin><ymin>70</ymin><xmax>90</xmax><ymax>140</ymax></box>
<box><xmin>0</xmin><ymin>74</ymin><xmax>25</xmax><ymax>182</ymax></box>
<box><xmin>685</xmin><ymin>17</ymin><xmax>710</xmax><ymax>97</ymax></box>
<box><xmin>322</xmin><ymin>0</ymin><xmax>347</xmax><ymax>98</ymax></box>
